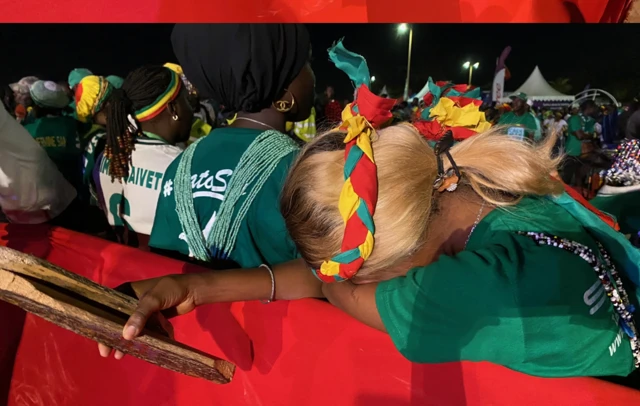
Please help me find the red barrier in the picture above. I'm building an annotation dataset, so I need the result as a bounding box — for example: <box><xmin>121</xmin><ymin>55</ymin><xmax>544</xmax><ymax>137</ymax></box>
<box><xmin>1</xmin><ymin>223</ymin><xmax>639</xmax><ymax>405</ymax></box>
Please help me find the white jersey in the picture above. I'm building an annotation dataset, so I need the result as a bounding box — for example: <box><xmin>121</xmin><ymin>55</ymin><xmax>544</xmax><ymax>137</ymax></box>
<box><xmin>95</xmin><ymin>138</ymin><xmax>183</xmax><ymax>235</ymax></box>
<box><xmin>0</xmin><ymin>104</ymin><xmax>76</xmax><ymax>223</ymax></box>
<box><xmin>547</xmin><ymin>119</ymin><xmax>568</xmax><ymax>138</ymax></box>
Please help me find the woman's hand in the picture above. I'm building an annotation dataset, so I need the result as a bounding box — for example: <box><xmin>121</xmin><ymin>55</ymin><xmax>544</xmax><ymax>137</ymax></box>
<box><xmin>97</xmin><ymin>259</ymin><xmax>324</xmax><ymax>360</ymax></box>
<box><xmin>98</xmin><ymin>274</ymin><xmax>201</xmax><ymax>360</ymax></box>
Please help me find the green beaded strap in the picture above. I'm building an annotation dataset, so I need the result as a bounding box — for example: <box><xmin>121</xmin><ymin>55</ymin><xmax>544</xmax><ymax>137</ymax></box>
<box><xmin>174</xmin><ymin>137</ymin><xmax>207</xmax><ymax>260</ymax></box>
<box><xmin>174</xmin><ymin>130</ymin><xmax>299</xmax><ymax>261</ymax></box>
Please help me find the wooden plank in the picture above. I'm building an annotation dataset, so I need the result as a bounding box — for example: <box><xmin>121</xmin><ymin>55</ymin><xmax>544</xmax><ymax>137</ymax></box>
<box><xmin>0</xmin><ymin>249</ymin><xmax>235</xmax><ymax>384</ymax></box>
<box><xmin>0</xmin><ymin>246</ymin><xmax>138</xmax><ymax>315</ymax></box>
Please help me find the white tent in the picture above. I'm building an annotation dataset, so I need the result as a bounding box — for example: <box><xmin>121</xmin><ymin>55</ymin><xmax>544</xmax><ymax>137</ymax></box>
<box><xmin>504</xmin><ymin>66</ymin><xmax>574</xmax><ymax>102</ymax></box>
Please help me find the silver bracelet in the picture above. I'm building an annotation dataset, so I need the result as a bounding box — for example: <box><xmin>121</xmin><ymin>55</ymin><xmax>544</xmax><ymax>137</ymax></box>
<box><xmin>259</xmin><ymin>264</ymin><xmax>275</xmax><ymax>304</ymax></box>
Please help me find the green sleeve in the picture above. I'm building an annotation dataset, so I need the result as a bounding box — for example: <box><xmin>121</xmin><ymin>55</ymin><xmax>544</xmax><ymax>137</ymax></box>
<box><xmin>246</xmin><ymin>151</ymin><xmax>300</xmax><ymax>266</ymax></box>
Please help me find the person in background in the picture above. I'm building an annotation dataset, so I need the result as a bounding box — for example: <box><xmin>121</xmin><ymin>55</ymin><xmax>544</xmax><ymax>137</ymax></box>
<box><xmin>542</xmin><ymin>110</ymin><xmax>552</xmax><ymax>134</ymax></box>
<box><xmin>562</xmin><ymin>100</ymin><xmax>598</xmax><ymax>186</ymax></box>
<box><xmin>164</xmin><ymin>62</ymin><xmax>214</xmax><ymax>146</ymax></box>
<box><xmin>566</xmin><ymin>105</ymin><xmax>579</xmax><ymax>121</ymax></box>
<box><xmin>498</xmin><ymin>92</ymin><xmax>538</xmax><ymax>140</ymax></box>
<box><xmin>286</xmin><ymin>106</ymin><xmax>316</xmax><ymax>143</ymax></box>
<box><xmin>93</xmin><ymin>65</ymin><xmax>191</xmax><ymax>249</ymax></box>
<box><xmin>548</xmin><ymin>111</ymin><xmax>568</xmax><ymax>138</ymax></box>
<box><xmin>315</xmin><ymin>85</ymin><xmax>334</xmax><ymax>123</ymax></box>
<box><xmin>601</xmin><ymin>104</ymin><xmax>619</xmax><ymax>146</ymax></box>
<box><xmin>64</xmin><ymin>68</ymin><xmax>95</xmax><ymax>129</ymax></box>
<box><xmin>149</xmin><ymin>24</ymin><xmax>315</xmax><ymax>269</ymax></box>
<box><xmin>527</xmin><ymin>100</ymin><xmax>543</xmax><ymax>141</ymax></box>
<box><xmin>595</xmin><ymin>115</ymin><xmax>604</xmax><ymax>144</ymax></box>
<box><xmin>626</xmin><ymin>98</ymin><xmax>640</xmax><ymax>140</ymax></box>
<box><xmin>323</xmin><ymin>97</ymin><xmax>342</xmax><ymax>128</ymax></box>
<box><xmin>0</xmin><ymin>102</ymin><xmax>76</xmax><ymax>224</ymax></box>
<box><xmin>581</xmin><ymin>100</ymin><xmax>598</xmax><ymax>151</ymax></box>
<box><xmin>23</xmin><ymin>80</ymin><xmax>81</xmax><ymax>190</ymax></box>
<box><xmin>75</xmin><ymin>75</ymin><xmax>115</xmax><ymax>202</ymax></box>
<box><xmin>10</xmin><ymin>76</ymin><xmax>39</xmax><ymax>124</ymax></box>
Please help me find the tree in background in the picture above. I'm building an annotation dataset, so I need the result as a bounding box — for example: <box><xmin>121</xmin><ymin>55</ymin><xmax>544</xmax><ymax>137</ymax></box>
<box><xmin>549</xmin><ymin>78</ymin><xmax>573</xmax><ymax>94</ymax></box>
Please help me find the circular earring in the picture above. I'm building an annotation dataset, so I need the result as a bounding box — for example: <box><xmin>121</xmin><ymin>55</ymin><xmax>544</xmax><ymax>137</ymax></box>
<box><xmin>172</xmin><ymin>114</ymin><xmax>179</xmax><ymax>121</ymax></box>
<box><xmin>273</xmin><ymin>90</ymin><xmax>296</xmax><ymax>113</ymax></box>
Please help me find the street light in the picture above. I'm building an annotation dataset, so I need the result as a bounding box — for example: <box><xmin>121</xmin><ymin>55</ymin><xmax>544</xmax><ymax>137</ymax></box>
<box><xmin>398</xmin><ymin>24</ymin><xmax>413</xmax><ymax>100</ymax></box>
<box><xmin>371</xmin><ymin>75</ymin><xmax>376</xmax><ymax>83</ymax></box>
<box><xmin>463</xmin><ymin>61</ymin><xmax>479</xmax><ymax>86</ymax></box>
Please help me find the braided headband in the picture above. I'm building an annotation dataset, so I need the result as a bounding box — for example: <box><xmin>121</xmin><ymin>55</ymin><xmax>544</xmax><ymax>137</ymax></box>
<box><xmin>135</xmin><ymin>68</ymin><xmax>182</xmax><ymax>122</ymax></box>
<box><xmin>314</xmin><ymin>84</ymin><xmax>396</xmax><ymax>283</ymax></box>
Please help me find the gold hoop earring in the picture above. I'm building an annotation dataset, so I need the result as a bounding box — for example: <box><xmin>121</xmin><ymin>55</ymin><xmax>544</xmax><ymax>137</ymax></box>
<box><xmin>273</xmin><ymin>90</ymin><xmax>296</xmax><ymax>113</ymax></box>
<box><xmin>172</xmin><ymin>114</ymin><xmax>179</xmax><ymax>121</ymax></box>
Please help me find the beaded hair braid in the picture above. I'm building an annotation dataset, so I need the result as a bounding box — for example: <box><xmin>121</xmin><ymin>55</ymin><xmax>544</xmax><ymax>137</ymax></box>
<box><xmin>104</xmin><ymin>65</ymin><xmax>176</xmax><ymax>182</ymax></box>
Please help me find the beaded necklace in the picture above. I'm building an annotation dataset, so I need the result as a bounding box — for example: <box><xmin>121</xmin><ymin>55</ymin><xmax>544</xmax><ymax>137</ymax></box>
<box><xmin>518</xmin><ymin>231</ymin><xmax>640</xmax><ymax>369</ymax></box>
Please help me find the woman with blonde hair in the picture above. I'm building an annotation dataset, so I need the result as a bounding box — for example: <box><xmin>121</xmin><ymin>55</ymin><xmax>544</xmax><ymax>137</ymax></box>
<box><xmin>99</xmin><ymin>64</ymin><xmax>639</xmax><ymax>384</ymax></box>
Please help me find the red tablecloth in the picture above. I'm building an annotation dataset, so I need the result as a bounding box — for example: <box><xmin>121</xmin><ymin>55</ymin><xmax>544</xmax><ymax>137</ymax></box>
<box><xmin>1</xmin><ymin>223</ymin><xmax>639</xmax><ymax>405</ymax></box>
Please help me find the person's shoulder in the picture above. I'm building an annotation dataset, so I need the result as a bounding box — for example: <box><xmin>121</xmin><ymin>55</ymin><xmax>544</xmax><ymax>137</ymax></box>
<box><xmin>157</xmin><ymin>144</ymin><xmax>185</xmax><ymax>160</ymax></box>
<box><xmin>472</xmin><ymin>197</ymin><xmax>570</xmax><ymax>239</ymax></box>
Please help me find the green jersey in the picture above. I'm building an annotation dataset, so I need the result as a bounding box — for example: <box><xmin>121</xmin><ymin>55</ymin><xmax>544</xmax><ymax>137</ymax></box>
<box><xmin>150</xmin><ymin>127</ymin><xmax>299</xmax><ymax>268</ymax></box>
<box><xmin>498</xmin><ymin>111</ymin><xmax>538</xmax><ymax>140</ymax></box>
<box><xmin>24</xmin><ymin>116</ymin><xmax>81</xmax><ymax>187</ymax></box>
<box><xmin>376</xmin><ymin>196</ymin><xmax>636</xmax><ymax>378</ymax></box>
<box><xmin>566</xmin><ymin>114</ymin><xmax>587</xmax><ymax>157</ymax></box>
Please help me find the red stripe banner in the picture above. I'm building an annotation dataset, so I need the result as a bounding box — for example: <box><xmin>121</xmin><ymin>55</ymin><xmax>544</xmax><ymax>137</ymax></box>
<box><xmin>0</xmin><ymin>0</ymin><xmax>632</xmax><ymax>23</ymax></box>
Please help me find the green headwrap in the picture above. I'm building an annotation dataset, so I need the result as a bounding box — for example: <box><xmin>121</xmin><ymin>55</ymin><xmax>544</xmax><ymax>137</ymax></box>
<box><xmin>106</xmin><ymin>75</ymin><xmax>124</xmax><ymax>89</ymax></box>
<box><xmin>68</xmin><ymin>68</ymin><xmax>93</xmax><ymax>89</ymax></box>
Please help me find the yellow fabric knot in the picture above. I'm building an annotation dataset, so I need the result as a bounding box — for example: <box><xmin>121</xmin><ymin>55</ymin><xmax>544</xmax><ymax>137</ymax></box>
<box><xmin>430</xmin><ymin>97</ymin><xmax>491</xmax><ymax>133</ymax></box>
<box><xmin>342</xmin><ymin>112</ymin><xmax>374</xmax><ymax>163</ymax></box>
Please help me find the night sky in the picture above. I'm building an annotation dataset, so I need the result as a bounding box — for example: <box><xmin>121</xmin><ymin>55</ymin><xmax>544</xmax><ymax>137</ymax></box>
<box><xmin>1</xmin><ymin>24</ymin><xmax>638</xmax><ymax>101</ymax></box>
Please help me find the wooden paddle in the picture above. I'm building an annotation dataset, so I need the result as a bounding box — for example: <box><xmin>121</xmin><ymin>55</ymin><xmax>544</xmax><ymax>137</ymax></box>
<box><xmin>0</xmin><ymin>246</ymin><xmax>235</xmax><ymax>384</ymax></box>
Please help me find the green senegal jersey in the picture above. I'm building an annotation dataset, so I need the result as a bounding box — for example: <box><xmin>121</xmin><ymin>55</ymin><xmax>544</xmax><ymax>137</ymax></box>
<box><xmin>150</xmin><ymin>127</ymin><xmax>300</xmax><ymax>268</ymax></box>
<box><xmin>376</xmin><ymin>196</ymin><xmax>637</xmax><ymax>378</ymax></box>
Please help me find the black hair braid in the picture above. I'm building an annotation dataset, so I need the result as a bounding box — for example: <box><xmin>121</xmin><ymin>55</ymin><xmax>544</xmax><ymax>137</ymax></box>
<box><xmin>104</xmin><ymin>65</ymin><xmax>175</xmax><ymax>182</ymax></box>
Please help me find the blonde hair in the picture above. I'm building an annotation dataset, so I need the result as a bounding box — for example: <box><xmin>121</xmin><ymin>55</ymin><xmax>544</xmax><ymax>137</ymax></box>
<box><xmin>281</xmin><ymin>124</ymin><xmax>564</xmax><ymax>283</ymax></box>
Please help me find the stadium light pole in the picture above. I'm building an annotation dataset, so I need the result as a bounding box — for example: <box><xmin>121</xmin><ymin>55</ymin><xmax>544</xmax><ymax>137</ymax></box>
<box><xmin>398</xmin><ymin>24</ymin><xmax>413</xmax><ymax>100</ymax></box>
<box><xmin>463</xmin><ymin>61</ymin><xmax>480</xmax><ymax>86</ymax></box>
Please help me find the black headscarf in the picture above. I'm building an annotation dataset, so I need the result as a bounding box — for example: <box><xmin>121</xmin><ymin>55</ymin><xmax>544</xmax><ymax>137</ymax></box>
<box><xmin>171</xmin><ymin>24</ymin><xmax>310</xmax><ymax>114</ymax></box>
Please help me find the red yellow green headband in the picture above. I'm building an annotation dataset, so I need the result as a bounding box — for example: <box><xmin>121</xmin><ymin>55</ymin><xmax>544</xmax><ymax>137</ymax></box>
<box><xmin>314</xmin><ymin>85</ymin><xmax>396</xmax><ymax>283</ymax></box>
<box><xmin>134</xmin><ymin>68</ymin><xmax>182</xmax><ymax>122</ymax></box>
